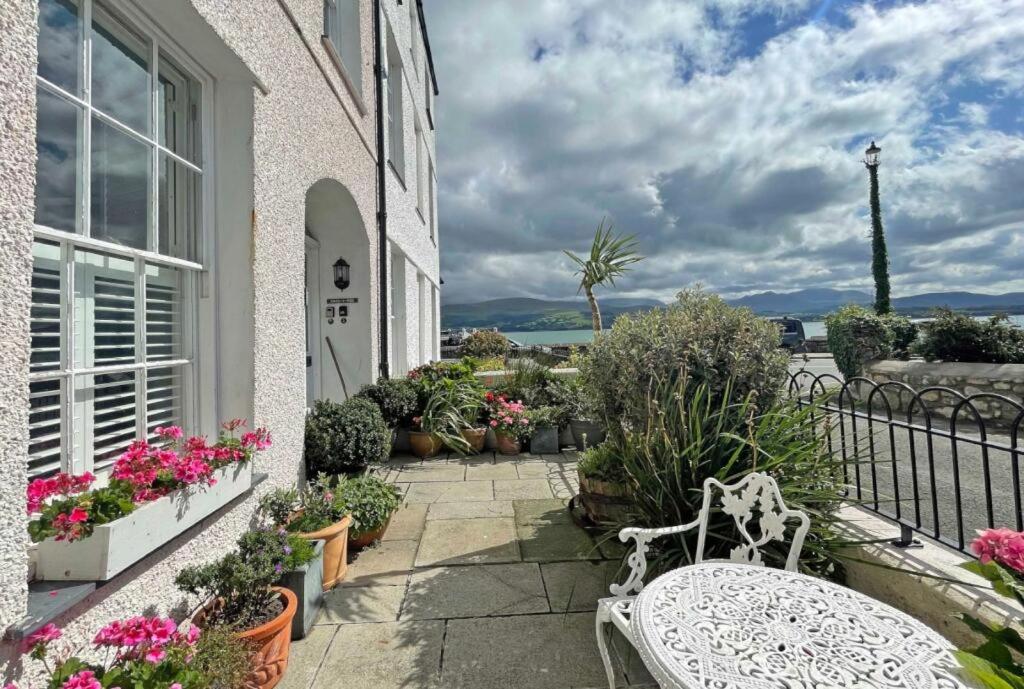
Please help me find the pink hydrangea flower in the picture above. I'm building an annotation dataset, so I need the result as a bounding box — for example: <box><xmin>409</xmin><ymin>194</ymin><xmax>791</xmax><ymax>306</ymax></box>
<box><xmin>971</xmin><ymin>528</ymin><xmax>1024</xmax><ymax>574</ymax></box>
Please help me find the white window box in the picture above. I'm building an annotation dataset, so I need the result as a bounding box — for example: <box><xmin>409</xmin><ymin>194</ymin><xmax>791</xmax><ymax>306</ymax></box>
<box><xmin>35</xmin><ymin>463</ymin><xmax>253</xmax><ymax>581</ymax></box>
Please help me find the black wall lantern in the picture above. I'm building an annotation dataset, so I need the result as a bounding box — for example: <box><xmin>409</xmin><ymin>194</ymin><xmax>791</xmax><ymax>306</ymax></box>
<box><xmin>333</xmin><ymin>257</ymin><xmax>351</xmax><ymax>291</ymax></box>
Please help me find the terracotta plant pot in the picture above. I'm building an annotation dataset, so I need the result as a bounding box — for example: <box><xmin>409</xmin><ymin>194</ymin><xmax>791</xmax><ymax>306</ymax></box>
<box><xmin>460</xmin><ymin>427</ymin><xmax>488</xmax><ymax>454</ymax></box>
<box><xmin>577</xmin><ymin>469</ymin><xmax>633</xmax><ymax>524</ymax></box>
<box><xmin>295</xmin><ymin>515</ymin><xmax>352</xmax><ymax>590</ymax></box>
<box><xmin>409</xmin><ymin>430</ymin><xmax>443</xmax><ymax>458</ymax></box>
<box><xmin>193</xmin><ymin>587</ymin><xmax>297</xmax><ymax>689</ymax></box>
<box><xmin>349</xmin><ymin>516</ymin><xmax>390</xmax><ymax>549</ymax></box>
<box><xmin>495</xmin><ymin>432</ymin><xmax>521</xmax><ymax>455</ymax></box>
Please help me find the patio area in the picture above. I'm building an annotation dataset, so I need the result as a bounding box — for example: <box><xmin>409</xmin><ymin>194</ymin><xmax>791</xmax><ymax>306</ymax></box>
<box><xmin>279</xmin><ymin>450</ymin><xmax>655</xmax><ymax>689</ymax></box>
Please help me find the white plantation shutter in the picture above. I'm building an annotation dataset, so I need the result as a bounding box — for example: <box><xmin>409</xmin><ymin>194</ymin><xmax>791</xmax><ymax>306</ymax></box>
<box><xmin>30</xmin><ymin>0</ymin><xmax>204</xmax><ymax>477</ymax></box>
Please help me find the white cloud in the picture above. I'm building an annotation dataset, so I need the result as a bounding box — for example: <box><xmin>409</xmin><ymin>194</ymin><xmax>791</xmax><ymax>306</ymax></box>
<box><xmin>425</xmin><ymin>0</ymin><xmax>1024</xmax><ymax>303</ymax></box>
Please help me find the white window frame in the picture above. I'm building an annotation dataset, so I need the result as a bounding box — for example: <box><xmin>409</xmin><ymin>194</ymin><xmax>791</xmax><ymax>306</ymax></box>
<box><xmin>386</xmin><ymin>23</ymin><xmax>404</xmax><ymax>180</ymax></box>
<box><xmin>31</xmin><ymin>0</ymin><xmax>213</xmax><ymax>477</ymax></box>
<box><xmin>414</xmin><ymin>119</ymin><xmax>425</xmax><ymax>218</ymax></box>
<box><xmin>428</xmin><ymin>157</ymin><xmax>436</xmax><ymax>243</ymax></box>
<box><xmin>409</xmin><ymin>0</ymin><xmax>420</xmax><ymax>79</ymax></box>
<box><xmin>323</xmin><ymin>0</ymin><xmax>363</xmax><ymax>102</ymax></box>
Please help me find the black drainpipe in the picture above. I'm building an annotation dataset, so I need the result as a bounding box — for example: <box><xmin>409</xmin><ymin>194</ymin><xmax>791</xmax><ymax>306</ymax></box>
<box><xmin>373</xmin><ymin>0</ymin><xmax>390</xmax><ymax>379</ymax></box>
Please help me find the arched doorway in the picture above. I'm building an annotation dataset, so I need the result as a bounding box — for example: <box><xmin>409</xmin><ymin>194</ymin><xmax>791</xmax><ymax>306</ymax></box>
<box><xmin>304</xmin><ymin>179</ymin><xmax>373</xmax><ymax>406</ymax></box>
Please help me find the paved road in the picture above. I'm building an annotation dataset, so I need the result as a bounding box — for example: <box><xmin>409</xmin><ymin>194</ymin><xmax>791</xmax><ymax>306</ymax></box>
<box><xmin>784</xmin><ymin>355</ymin><xmax>1022</xmax><ymax>549</ymax></box>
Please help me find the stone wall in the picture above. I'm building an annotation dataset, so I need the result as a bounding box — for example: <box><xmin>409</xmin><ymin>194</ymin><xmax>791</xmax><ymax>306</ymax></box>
<box><xmin>860</xmin><ymin>359</ymin><xmax>1024</xmax><ymax>426</ymax></box>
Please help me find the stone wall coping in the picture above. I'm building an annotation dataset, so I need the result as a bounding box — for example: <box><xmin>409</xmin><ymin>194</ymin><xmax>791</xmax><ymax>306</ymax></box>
<box><xmin>840</xmin><ymin>505</ymin><xmax>1022</xmax><ymax>646</ymax></box>
<box><xmin>866</xmin><ymin>359</ymin><xmax>1024</xmax><ymax>380</ymax></box>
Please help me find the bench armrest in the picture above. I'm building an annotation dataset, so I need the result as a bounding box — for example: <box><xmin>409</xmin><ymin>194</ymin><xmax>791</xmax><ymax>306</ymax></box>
<box><xmin>609</xmin><ymin>520</ymin><xmax>701</xmax><ymax>598</ymax></box>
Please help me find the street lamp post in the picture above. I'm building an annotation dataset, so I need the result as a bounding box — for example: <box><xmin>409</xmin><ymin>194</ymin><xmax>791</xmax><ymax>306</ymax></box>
<box><xmin>864</xmin><ymin>141</ymin><xmax>891</xmax><ymax>314</ymax></box>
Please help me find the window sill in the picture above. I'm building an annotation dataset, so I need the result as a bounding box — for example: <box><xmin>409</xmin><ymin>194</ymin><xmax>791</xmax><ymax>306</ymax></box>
<box><xmin>416</xmin><ymin>207</ymin><xmax>426</xmax><ymax>224</ymax></box>
<box><xmin>320</xmin><ymin>36</ymin><xmax>367</xmax><ymax>117</ymax></box>
<box><xmin>389</xmin><ymin>160</ymin><xmax>407</xmax><ymax>189</ymax></box>
<box><xmin>427</xmin><ymin>107</ymin><xmax>434</xmax><ymax>131</ymax></box>
<box><xmin>12</xmin><ymin>471</ymin><xmax>268</xmax><ymax>639</ymax></box>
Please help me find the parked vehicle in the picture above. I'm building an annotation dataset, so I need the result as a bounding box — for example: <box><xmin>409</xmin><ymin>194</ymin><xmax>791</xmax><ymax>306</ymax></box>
<box><xmin>770</xmin><ymin>317</ymin><xmax>805</xmax><ymax>352</ymax></box>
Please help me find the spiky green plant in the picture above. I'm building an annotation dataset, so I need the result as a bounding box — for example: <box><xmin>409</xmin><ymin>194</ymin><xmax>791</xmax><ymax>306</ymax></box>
<box><xmin>613</xmin><ymin>375</ymin><xmax>854</xmax><ymax>581</ymax></box>
<box><xmin>564</xmin><ymin>219</ymin><xmax>644</xmax><ymax>333</ymax></box>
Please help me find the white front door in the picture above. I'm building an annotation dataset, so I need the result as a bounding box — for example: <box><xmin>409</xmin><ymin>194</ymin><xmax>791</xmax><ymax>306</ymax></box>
<box><xmin>304</xmin><ymin>237</ymin><xmax>321</xmax><ymax>407</ymax></box>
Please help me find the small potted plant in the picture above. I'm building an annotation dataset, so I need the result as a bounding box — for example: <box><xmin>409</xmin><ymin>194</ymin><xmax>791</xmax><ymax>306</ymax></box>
<box><xmin>260</xmin><ymin>479</ymin><xmax>352</xmax><ymax>590</ymax></box>
<box><xmin>486</xmin><ymin>393</ymin><xmax>531</xmax><ymax>455</ymax></box>
<box><xmin>335</xmin><ymin>476</ymin><xmax>403</xmax><ymax>549</ymax></box>
<box><xmin>565</xmin><ymin>378</ymin><xmax>606</xmax><ymax>451</ymax></box>
<box><xmin>576</xmin><ymin>442</ymin><xmax>631</xmax><ymax>524</ymax></box>
<box><xmin>409</xmin><ymin>383</ymin><xmax>471</xmax><ymax>458</ymax></box>
<box><xmin>527</xmin><ymin>406</ymin><xmax>562</xmax><ymax>454</ymax></box>
<box><xmin>176</xmin><ymin>528</ymin><xmax>308</xmax><ymax>689</ymax></box>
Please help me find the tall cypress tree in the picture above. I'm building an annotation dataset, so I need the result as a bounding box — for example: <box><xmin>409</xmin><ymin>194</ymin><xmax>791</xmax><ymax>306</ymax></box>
<box><xmin>866</xmin><ymin>143</ymin><xmax>891</xmax><ymax>314</ymax></box>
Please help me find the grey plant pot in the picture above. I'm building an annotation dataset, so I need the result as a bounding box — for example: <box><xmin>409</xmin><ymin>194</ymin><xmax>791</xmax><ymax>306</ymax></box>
<box><xmin>280</xmin><ymin>539</ymin><xmax>324</xmax><ymax>640</ymax></box>
<box><xmin>558</xmin><ymin>425</ymin><xmax>575</xmax><ymax>448</ymax></box>
<box><xmin>393</xmin><ymin>427</ymin><xmax>411</xmax><ymax>453</ymax></box>
<box><xmin>570</xmin><ymin>419</ymin><xmax>606</xmax><ymax>451</ymax></box>
<box><xmin>530</xmin><ymin>425</ymin><xmax>560</xmax><ymax>454</ymax></box>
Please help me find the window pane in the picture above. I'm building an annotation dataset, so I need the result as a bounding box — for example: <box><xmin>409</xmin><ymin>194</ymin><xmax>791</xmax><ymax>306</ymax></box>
<box><xmin>90</xmin><ymin>117</ymin><xmax>150</xmax><ymax>249</ymax></box>
<box><xmin>146</xmin><ymin>366</ymin><xmax>183</xmax><ymax>441</ymax></box>
<box><xmin>158</xmin><ymin>51</ymin><xmax>201</xmax><ymax>164</ymax></box>
<box><xmin>38</xmin><ymin>0</ymin><xmax>82</xmax><ymax>95</ymax></box>
<box><xmin>35</xmin><ymin>87</ymin><xmax>82</xmax><ymax>233</ymax></box>
<box><xmin>73</xmin><ymin>248</ymin><xmax>136</xmax><ymax>368</ymax></box>
<box><xmin>30</xmin><ymin>379</ymin><xmax>64</xmax><ymax>477</ymax></box>
<box><xmin>77</xmin><ymin>371</ymin><xmax>137</xmax><ymax>471</ymax></box>
<box><xmin>91</xmin><ymin>7</ymin><xmax>150</xmax><ymax>135</ymax></box>
<box><xmin>145</xmin><ymin>263</ymin><xmax>184</xmax><ymax>361</ymax></box>
<box><xmin>158</xmin><ymin>154</ymin><xmax>200</xmax><ymax>261</ymax></box>
<box><xmin>31</xmin><ymin>240</ymin><xmax>63</xmax><ymax>374</ymax></box>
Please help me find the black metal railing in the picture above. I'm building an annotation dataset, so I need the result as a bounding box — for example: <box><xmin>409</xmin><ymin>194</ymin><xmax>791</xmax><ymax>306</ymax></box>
<box><xmin>787</xmin><ymin>371</ymin><xmax>1024</xmax><ymax>554</ymax></box>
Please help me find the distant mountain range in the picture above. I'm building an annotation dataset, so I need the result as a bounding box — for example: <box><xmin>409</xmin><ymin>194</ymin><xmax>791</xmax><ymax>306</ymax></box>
<box><xmin>726</xmin><ymin>289</ymin><xmax>1024</xmax><ymax>318</ymax></box>
<box><xmin>442</xmin><ymin>290</ymin><xmax>1024</xmax><ymax>332</ymax></box>
<box><xmin>441</xmin><ymin>297</ymin><xmax>663</xmax><ymax>331</ymax></box>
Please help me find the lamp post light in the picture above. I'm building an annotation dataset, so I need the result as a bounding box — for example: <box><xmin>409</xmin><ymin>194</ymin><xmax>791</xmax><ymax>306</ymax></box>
<box><xmin>863</xmin><ymin>141</ymin><xmax>891</xmax><ymax>314</ymax></box>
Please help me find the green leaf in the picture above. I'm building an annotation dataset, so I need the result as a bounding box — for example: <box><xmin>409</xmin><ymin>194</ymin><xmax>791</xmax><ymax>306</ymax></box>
<box><xmin>956</xmin><ymin>651</ymin><xmax>1024</xmax><ymax>689</ymax></box>
<box><xmin>959</xmin><ymin>614</ymin><xmax>1024</xmax><ymax>657</ymax></box>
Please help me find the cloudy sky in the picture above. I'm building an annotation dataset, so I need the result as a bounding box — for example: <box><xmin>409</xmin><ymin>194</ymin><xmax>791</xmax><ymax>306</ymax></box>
<box><xmin>423</xmin><ymin>0</ymin><xmax>1024</xmax><ymax>305</ymax></box>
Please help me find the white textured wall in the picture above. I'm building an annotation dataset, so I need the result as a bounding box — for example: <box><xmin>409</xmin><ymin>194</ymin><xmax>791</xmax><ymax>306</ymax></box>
<box><xmin>0</xmin><ymin>0</ymin><xmax>399</xmax><ymax>680</ymax></box>
<box><xmin>0</xmin><ymin>0</ymin><xmax>36</xmax><ymax>631</ymax></box>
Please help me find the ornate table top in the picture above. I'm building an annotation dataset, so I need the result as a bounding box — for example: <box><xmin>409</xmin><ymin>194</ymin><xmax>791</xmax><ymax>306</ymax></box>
<box><xmin>629</xmin><ymin>562</ymin><xmax>966</xmax><ymax>689</ymax></box>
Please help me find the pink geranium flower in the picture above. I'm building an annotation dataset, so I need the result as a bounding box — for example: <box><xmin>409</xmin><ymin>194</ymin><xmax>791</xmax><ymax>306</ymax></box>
<box><xmin>971</xmin><ymin>528</ymin><xmax>1024</xmax><ymax>574</ymax></box>
<box><xmin>23</xmin><ymin>623</ymin><xmax>62</xmax><ymax>652</ymax></box>
<box><xmin>61</xmin><ymin>670</ymin><xmax>101</xmax><ymax>689</ymax></box>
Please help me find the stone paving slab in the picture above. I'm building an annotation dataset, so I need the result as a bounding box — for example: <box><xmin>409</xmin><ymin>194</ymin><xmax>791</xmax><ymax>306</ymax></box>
<box><xmin>549</xmin><ymin>476</ymin><xmax>579</xmax><ymax>499</ymax></box>
<box><xmin>426</xmin><ymin>500</ymin><xmax>515</xmax><ymax>520</ymax></box>
<box><xmin>518</xmin><ymin>522</ymin><xmax>602</xmax><ymax>562</ymax></box>
<box><xmin>440</xmin><ymin>612</ymin><xmax>625</xmax><ymax>689</ymax></box>
<box><xmin>416</xmin><ymin>517</ymin><xmax>521</xmax><ymax>566</ymax></box>
<box><xmin>402</xmin><ymin>563</ymin><xmax>549</xmax><ymax>619</ymax></box>
<box><xmin>338</xmin><ymin>539</ymin><xmax>417</xmax><ymax>587</ymax></box>
<box><xmin>515</xmin><ymin>461</ymin><xmax>576</xmax><ymax>479</ymax></box>
<box><xmin>314</xmin><ymin>620</ymin><xmax>445</xmax><ymax>689</ymax></box>
<box><xmin>276</xmin><ymin>625</ymin><xmax>334</xmax><ymax>689</ymax></box>
<box><xmin>318</xmin><ymin>584</ymin><xmax>405</xmax><ymax>624</ymax></box>
<box><xmin>494</xmin><ymin>478</ymin><xmax>555</xmax><ymax>500</ymax></box>
<box><xmin>465</xmin><ymin>461</ymin><xmax>520</xmax><ymax>481</ymax></box>
<box><xmin>402</xmin><ymin>480</ymin><xmax>494</xmax><ymax>503</ymax></box>
<box><xmin>541</xmin><ymin>560</ymin><xmax>622</xmax><ymax>612</ymax></box>
<box><xmin>381</xmin><ymin>504</ymin><xmax>427</xmax><ymax>541</ymax></box>
<box><xmin>395</xmin><ymin>462</ymin><xmax>466</xmax><ymax>482</ymax></box>
<box><xmin>513</xmin><ymin>498</ymin><xmax>574</xmax><ymax>526</ymax></box>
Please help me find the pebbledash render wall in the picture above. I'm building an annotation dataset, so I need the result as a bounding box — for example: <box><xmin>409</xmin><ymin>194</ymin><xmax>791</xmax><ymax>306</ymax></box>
<box><xmin>0</xmin><ymin>0</ymin><xmax>437</xmax><ymax>680</ymax></box>
<box><xmin>861</xmin><ymin>359</ymin><xmax>1024</xmax><ymax>425</ymax></box>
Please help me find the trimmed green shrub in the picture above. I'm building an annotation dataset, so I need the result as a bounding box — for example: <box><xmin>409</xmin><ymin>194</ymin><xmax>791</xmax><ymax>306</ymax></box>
<box><xmin>825</xmin><ymin>305</ymin><xmax>916</xmax><ymax>377</ymax></box>
<box><xmin>459</xmin><ymin>330</ymin><xmax>510</xmax><ymax>358</ymax></box>
<box><xmin>305</xmin><ymin>397</ymin><xmax>390</xmax><ymax>476</ymax></box>
<box><xmin>580</xmin><ymin>289</ymin><xmax>789</xmax><ymax>436</ymax></box>
<box><xmin>916</xmin><ymin>309</ymin><xmax>1024</xmax><ymax>363</ymax></box>
<box><xmin>578</xmin><ymin>442</ymin><xmax>627</xmax><ymax>483</ymax></box>
<box><xmin>356</xmin><ymin>377</ymin><xmax>419</xmax><ymax>428</ymax></box>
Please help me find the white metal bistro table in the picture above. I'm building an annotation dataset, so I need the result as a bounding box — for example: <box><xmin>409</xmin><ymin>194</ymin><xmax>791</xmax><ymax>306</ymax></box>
<box><xmin>628</xmin><ymin>562</ymin><xmax>967</xmax><ymax>689</ymax></box>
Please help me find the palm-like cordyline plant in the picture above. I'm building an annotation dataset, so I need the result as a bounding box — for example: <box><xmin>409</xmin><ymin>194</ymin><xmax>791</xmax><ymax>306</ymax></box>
<box><xmin>564</xmin><ymin>219</ymin><xmax>644</xmax><ymax>333</ymax></box>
